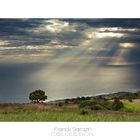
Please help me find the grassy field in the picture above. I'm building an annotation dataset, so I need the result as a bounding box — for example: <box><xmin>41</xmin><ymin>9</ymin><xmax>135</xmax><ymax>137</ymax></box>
<box><xmin>0</xmin><ymin>100</ymin><xmax>140</xmax><ymax>121</ymax></box>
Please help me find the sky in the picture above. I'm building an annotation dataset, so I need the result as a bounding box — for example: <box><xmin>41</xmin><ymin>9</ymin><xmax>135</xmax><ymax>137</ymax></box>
<box><xmin>1</xmin><ymin>19</ymin><xmax>140</xmax><ymax>102</ymax></box>
<box><xmin>0</xmin><ymin>19</ymin><xmax>140</xmax><ymax>65</ymax></box>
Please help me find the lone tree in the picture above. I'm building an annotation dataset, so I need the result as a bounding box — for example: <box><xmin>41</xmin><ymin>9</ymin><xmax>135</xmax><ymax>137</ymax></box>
<box><xmin>29</xmin><ymin>89</ymin><xmax>47</xmax><ymax>103</ymax></box>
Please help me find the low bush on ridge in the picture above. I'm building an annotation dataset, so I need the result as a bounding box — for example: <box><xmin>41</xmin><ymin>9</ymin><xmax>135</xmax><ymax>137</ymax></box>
<box><xmin>112</xmin><ymin>98</ymin><xmax>124</xmax><ymax>111</ymax></box>
<box><xmin>79</xmin><ymin>98</ymin><xmax>110</xmax><ymax>110</ymax></box>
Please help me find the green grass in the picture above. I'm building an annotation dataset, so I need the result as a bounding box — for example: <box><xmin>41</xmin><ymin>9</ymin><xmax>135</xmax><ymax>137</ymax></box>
<box><xmin>0</xmin><ymin>108</ymin><xmax>140</xmax><ymax>122</ymax></box>
<box><xmin>0</xmin><ymin>100</ymin><xmax>140</xmax><ymax>121</ymax></box>
<box><xmin>121</xmin><ymin>100</ymin><xmax>140</xmax><ymax>112</ymax></box>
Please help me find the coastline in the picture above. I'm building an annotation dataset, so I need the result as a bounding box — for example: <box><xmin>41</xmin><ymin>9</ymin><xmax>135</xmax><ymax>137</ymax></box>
<box><xmin>47</xmin><ymin>89</ymin><xmax>140</xmax><ymax>104</ymax></box>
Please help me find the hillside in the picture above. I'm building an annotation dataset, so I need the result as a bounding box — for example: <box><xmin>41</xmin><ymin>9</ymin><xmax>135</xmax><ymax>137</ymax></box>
<box><xmin>0</xmin><ymin>91</ymin><xmax>140</xmax><ymax>121</ymax></box>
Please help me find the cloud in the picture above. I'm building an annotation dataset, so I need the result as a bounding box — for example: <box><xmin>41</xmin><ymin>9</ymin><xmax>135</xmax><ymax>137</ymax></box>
<box><xmin>27</xmin><ymin>19</ymin><xmax>78</xmax><ymax>35</ymax></box>
<box><xmin>89</xmin><ymin>31</ymin><xmax>124</xmax><ymax>38</ymax></box>
<box><xmin>0</xmin><ymin>19</ymin><xmax>140</xmax><ymax>65</ymax></box>
<box><xmin>120</xmin><ymin>43</ymin><xmax>136</xmax><ymax>49</ymax></box>
<box><xmin>65</xmin><ymin>19</ymin><xmax>140</xmax><ymax>28</ymax></box>
<box><xmin>0</xmin><ymin>40</ymin><xmax>10</xmax><ymax>46</ymax></box>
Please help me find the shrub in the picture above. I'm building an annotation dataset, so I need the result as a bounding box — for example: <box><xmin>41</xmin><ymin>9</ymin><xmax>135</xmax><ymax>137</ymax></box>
<box><xmin>81</xmin><ymin>96</ymin><xmax>86</xmax><ymax>100</ymax></box>
<box><xmin>80</xmin><ymin>109</ymin><xmax>89</xmax><ymax>115</ymax></box>
<box><xmin>90</xmin><ymin>104</ymin><xmax>103</xmax><ymax>110</ymax></box>
<box><xmin>79</xmin><ymin>99</ymin><xmax>109</xmax><ymax>109</ymax></box>
<box><xmin>85</xmin><ymin>97</ymin><xmax>91</xmax><ymax>100</ymax></box>
<box><xmin>112</xmin><ymin>98</ymin><xmax>124</xmax><ymax>111</ymax></box>
<box><xmin>58</xmin><ymin>103</ymin><xmax>63</xmax><ymax>107</ymax></box>
<box><xmin>128</xmin><ymin>98</ymin><xmax>133</xmax><ymax>102</ymax></box>
<box><xmin>64</xmin><ymin>99</ymin><xmax>69</xmax><ymax>104</ymax></box>
<box><xmin>96</xmin><ymin>98</ymin><xmax>108</xmax><ymax>106</ymax></box>
<box><xmin>79</xmin><ymin>100</ymin><xmax>96</xmax><ymax>108</ymax></box>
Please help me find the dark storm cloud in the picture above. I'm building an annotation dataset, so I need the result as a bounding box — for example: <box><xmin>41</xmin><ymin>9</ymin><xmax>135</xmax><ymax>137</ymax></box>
<box><xmin>0</xmin><ymin>19</ymin><xmax>42</xmax><ymax>36</ymax></box>
<box><xmin>0</xmin><ymin>18</ymin><xmax>140</xmax><ymax>65</ymax></box>
<box><xmin>62</xmin><ymin>19</ymin><xmax>140</xmax><ymax>28</ymax></box>
<box><xmin>0</xmin><ymin>19</ymin><xmax>55</xmax><ymax>45</ymax></box>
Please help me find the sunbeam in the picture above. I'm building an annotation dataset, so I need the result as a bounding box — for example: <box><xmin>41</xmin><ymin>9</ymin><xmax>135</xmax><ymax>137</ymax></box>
<box><xmin>1</xmin><ymin>19</ymin><xmax>140</xmax><ymax>102</ymax></box>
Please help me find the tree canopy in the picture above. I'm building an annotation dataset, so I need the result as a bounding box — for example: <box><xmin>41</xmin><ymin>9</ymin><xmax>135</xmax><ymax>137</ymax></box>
<box><xmin>29</xmin><ymin>89</ymin><xmax>47</xmax><ymax>103</ymax></box>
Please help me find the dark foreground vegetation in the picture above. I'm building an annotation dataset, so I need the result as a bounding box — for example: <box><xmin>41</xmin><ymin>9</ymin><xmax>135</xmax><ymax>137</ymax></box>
<box><xmin>1</xmin><ymin>90</ymin><xmax>140</xmax><ymax>121</ymax></box>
